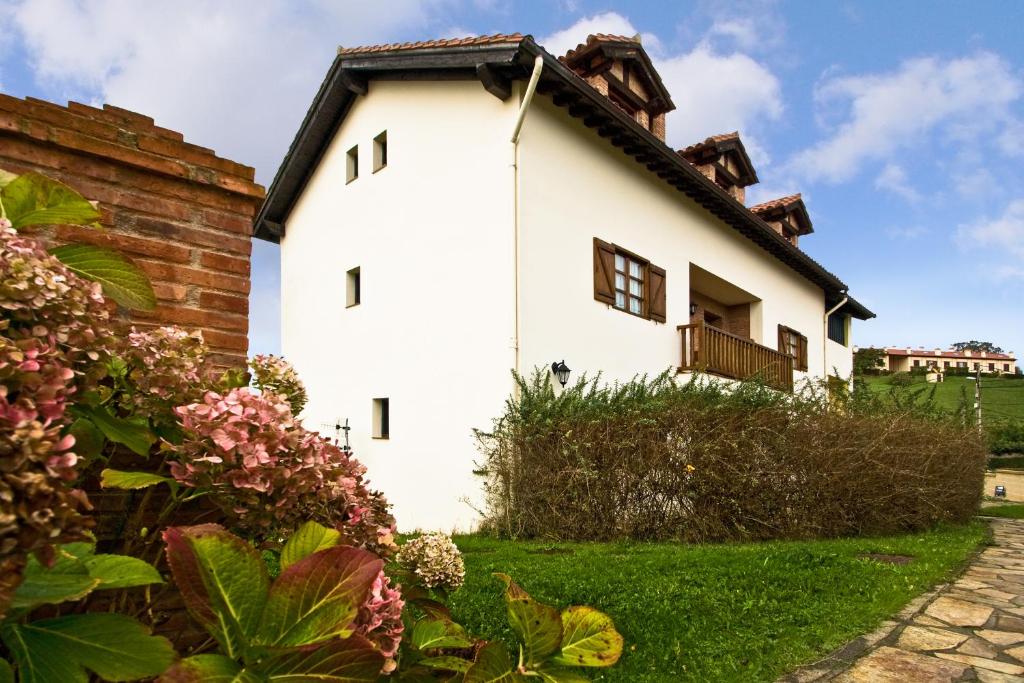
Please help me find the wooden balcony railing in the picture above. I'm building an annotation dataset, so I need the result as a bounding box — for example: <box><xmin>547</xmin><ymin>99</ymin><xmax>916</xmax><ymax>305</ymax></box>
<box><xmin>677</xmin><ymin>322</ymin><xmax>794</xmax><ymax>391</ymax></box>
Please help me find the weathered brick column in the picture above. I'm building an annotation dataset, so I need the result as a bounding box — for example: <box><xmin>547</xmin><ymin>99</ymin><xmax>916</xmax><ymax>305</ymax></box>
<box><xmin>0</xmin><ymin>94</ymin><xmax>264</xmax><ymax>366</ymax></box>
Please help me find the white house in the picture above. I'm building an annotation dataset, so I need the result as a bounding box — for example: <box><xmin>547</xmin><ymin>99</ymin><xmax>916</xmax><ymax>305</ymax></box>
<box><xmin>254</xmin><ymin>33</ymin><xmax>874</xmax><ymax>531</ymax></box>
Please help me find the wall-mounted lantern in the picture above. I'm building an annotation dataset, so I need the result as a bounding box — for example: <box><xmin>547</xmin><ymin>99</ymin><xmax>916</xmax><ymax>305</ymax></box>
<box><xmin>690</xmin><ymin>303</ymin><xmax>699</xmax><ymax>316</ymax></box>
<box><xmin>551</xmin><ymin>360</ymin><xmax>571</xmax><ymax>387</ymax></box>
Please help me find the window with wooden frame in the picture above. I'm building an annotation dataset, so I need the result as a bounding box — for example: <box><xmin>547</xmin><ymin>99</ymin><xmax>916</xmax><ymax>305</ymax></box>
<box><xmin>777</xmin><ymin>325</ymin><xmax>808</xmax><ymax>371</ymax></box>
<box><xmin>593</xmin><ymin>237</ymin><xmax>665</xmax><ymax>323</ymax></box>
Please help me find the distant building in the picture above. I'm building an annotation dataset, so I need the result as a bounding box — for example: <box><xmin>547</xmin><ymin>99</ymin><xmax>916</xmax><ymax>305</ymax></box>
<box><xmin>865</xmin><ymin>347</ymin><xmax>1017</xmax><ymax>375</ymax></box>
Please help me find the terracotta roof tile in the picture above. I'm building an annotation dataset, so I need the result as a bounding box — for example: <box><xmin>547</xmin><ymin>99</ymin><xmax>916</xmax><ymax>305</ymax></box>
<box><xmin>749</xmin><ymin>193</ymin><xmax>803</xmax><ymax>214</ymax></box>
<box><xmin>338</xmin><ymin>33</ymin><xmax>524</xmax><ymax>57</ymax></box>
<box><xmin>678</xmin><ymin>131</ymin><xmax>740</xmax><ymax>156</ymax></box>
<box><xmin>562</xmin><ymin>33</ymin><xmax>640</xmax><ymax>61</ymax></box>
<box><xmin>884</xmin><ymin>348</ymin><xmax>1016</xmax><ymax>361</ymax></box>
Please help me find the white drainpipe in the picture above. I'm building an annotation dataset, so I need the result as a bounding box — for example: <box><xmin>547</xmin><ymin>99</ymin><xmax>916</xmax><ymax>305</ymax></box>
<box><xmin>509</xmin><ymin>56</ymin><xmax>544</xmax><ymax>379</ymax></box>
<box><xmin>824</xmin><ymin>294</ymin><xmax>849</xmax><ymax>378</ymax></box>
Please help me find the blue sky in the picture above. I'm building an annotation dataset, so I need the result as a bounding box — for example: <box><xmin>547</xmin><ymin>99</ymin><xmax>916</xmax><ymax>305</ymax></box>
<box><xmin>2</xmin><ymin>1</ymin><xmax>1023</xmax><ymax>358</ymax></box>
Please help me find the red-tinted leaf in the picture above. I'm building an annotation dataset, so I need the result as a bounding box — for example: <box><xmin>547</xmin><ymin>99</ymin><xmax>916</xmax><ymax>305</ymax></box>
<box><xmin>163</xmin><ymin>525</ymin><xmax>269</xmax><ymax>658</ymax></box>
<box><xmin>257</xmin><ymin>546</ymin><xmax>382</xmax><ymax>648</ymax></box>
<box><xmin>260</xmin><ymin>634</ymin><xmax>384</xmax><ymax>681</ymax></box>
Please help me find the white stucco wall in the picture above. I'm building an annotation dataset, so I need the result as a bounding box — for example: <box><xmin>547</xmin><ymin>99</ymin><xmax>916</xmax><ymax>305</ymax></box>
<box><xmin>280</xmin><ymin>80</ymin><xmax>519</xmax><ymax>532</ymax></box>
<box><xmin>515</xmin><ymin>95</ymin><xmax>844</xmax><ymax>386</ymax></box>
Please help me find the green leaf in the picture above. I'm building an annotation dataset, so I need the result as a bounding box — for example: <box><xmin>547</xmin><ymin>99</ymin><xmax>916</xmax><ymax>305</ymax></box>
<box><xmin>80</xmin><ymin>407</ymin><xmax>155</xmax><ymax>456</ymax></box>
<box><xmin>50</xmin><ymin>243</ymin><xmax>156</xmax><ymax>311</ymax></box>
<box><xmin>419</xmin><ymin>655</ymin><xmax>473</xmax><ymax>673</ymax></box>
<box><xmin>550</xmin><ymin>606</ymin><xmax>623</xmax><ymax>669</ymax></box>
<box><xmin>464</xmin><ymin>642</ymin><xmax>524</xmax><ymax>683</ymax></box>
<box><xmin>1</xmin><ymin>613</ymin><xmax>175</xmax><ymax>683</ymax></box>
<box><xmin>280</xmin><ymin>521</ymin><xmax>341</xmax><ymax>571</ymax></box>
<box><xmin>158</xmin><ymin>654</ymin><xmax>253</xmax><ymax>683</ymax></box>
<box><xmin>163</xmin><ymin>525</ymin><xmax>269</xmax><ymax>660</ymax></box>
<box><xmin>410</xmin><ymin>618</ymin><xmax>474</xmax><ymax>651</ymax></box>
<box><xmin>84</xmin><ymin>554</ymin><xmax>163</xmax><ymax>590</ymax></box>
<box><xmin>494</xmin><ymin>573</ymin><xmax>562</xmax><ymax>667</ymax></box>
<box><xmin>259</xmin><ymin>634</ymin><xmax>385</xmax><ymax>681</ymax></box>
<box><xmin>67</xmin><ymin>418</ymin><xmax>105</xmax><ymax>461</ymax></box>
<box><xmin>257</xmin><ymin>545</ymin><xmax>382</xmax><ymax>648</ymax></box>
<box><xmin>100</xmin><ymin>468</ymin><xmax>174</xmax><ymax>491</ymax></box>
<box><xmin>1</xmin><ymin>172</ymin><xmax>101</xmax><ymax>230</ymax></box>
<box><xmin>0</xmin><ymin>659</ymin><xmax>11</xmax><ymax>683</ymax></box>
<box><xmin>534</xmin><ymin>665</ymin><xmax>591</xmax><ymax>683</ymax></box>
<box><xmin>11</xmin><ymin>548</ymin><xmax>99</xmax><ymax>609</ymax></box>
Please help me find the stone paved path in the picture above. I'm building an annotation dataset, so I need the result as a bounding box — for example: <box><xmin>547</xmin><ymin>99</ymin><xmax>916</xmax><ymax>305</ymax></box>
<box><xmin>782</xmin><ymin>518</ymin><xmax>1024</xmax><ymax>682</ymax></box>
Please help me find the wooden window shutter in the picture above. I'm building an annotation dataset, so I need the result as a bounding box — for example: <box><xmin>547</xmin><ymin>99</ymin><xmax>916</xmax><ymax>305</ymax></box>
<box><xmin>593</xmin><ymin>237</ymin><xmax>616</xmax><ymax>305</ymax></box>
<box><xmin>778</xmin><ymin>325</ymin><xmax>809</xmax><ymax>371</ymax></box>
<box><xmin>648</xmin><ymin>264</ymin><xmax>666</xmax><ymax>323</ymax></box>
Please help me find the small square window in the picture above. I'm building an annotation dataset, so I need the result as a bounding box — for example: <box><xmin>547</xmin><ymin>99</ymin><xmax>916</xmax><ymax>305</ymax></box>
<box><xmin>372</xmin><ymin>398</ymin><xmax>389</xmax><ymax>439</ymax></box>
<box><xmin>346</xmin><ymin>267</ymin><xmax>360</xmax><ymax>307</ymax></box>
<box><xmin>346</xmin><ymin>145</ymin><xmax>359</xmax><ymax>183</ymax></box>
<box><xmin>373</xmin><ymin>131</ymin><xmax>387</xmax><ymax>172</ymax></box>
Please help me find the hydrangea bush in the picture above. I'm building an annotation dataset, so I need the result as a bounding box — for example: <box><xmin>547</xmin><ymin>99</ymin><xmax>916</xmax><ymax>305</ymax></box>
<box><xmin>171</xmin><ymin>388</ymin><xmax>396</xmax><ymax>554</ymax></box>
<box><xmin>397</xmin><ymin>532</ymin><xmax>466</xmax><ymax>591</ymax></box>
<box><xmin>115</xmin><ymin>326</ymin><xmax>208</xmax><ymax>428</ymax></box>
<box><xmin>250</xmin><ymin>353</ymin><xmax>308</xmax><ymax>416</ymax></box>
<box><xmin>0</xmin><ymin>224</ymin><xmax>113</xmax><ymax>615</ymax></box>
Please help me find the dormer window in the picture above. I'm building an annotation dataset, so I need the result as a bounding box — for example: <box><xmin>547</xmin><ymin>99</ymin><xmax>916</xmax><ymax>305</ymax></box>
<box><xmin>679</xmin><ymin>132</ymin><xmax>759</xmax><ymax>204</ymax></box>
<box><xmin>561</xmin><ymin>34</ymin><xmax>675</xmax><ymax>142</ymax></box>
<box><xmin>749</xmin><ymin>194</ymin><xmax>814</xmax><ymax>248</ymax></box>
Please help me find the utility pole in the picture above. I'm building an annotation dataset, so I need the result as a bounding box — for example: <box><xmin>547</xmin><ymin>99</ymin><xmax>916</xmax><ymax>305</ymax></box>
<box><xmin>975</xmin><ymin>368</ymin><xmax>983</xmax><ymax>433</ymax></box>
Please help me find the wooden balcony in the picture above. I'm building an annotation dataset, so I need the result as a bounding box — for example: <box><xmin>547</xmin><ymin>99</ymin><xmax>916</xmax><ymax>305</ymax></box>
<box><xmin>677</xmin><ymin>322</ymin><xmax>794</xmax><ymax>391</ymax></box>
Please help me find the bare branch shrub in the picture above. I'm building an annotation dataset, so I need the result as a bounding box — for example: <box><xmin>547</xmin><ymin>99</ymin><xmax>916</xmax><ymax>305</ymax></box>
<box><xmin>475</xmin><ymin>371</ymin><xmax>984</xmax><ymax>542</ymax></box>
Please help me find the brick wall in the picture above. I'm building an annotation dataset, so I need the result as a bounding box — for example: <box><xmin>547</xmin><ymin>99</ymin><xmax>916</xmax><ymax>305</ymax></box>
<box><xmin>0</xmin><ymin>94</ymin><xmax>264</xmax><ymax>366</ymax></box>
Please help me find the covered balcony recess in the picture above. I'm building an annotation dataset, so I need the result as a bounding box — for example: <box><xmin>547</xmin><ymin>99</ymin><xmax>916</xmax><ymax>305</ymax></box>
<box><xmin>678</xmin><ymin>265</ymin><xmax>794</xmax><ymax>391</ymax></box>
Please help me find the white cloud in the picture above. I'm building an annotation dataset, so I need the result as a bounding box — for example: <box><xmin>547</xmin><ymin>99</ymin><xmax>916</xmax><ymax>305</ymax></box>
<box><xmin>885</xmin><ymin>225</ymin><xmax>928</xmax><ymax>240</ymax></box>
<box><xmin>957</xmin><ymin>199</ymin><xmax>1024</xmax><ymax>258</ymax></box>
<box><xmin>874</xmin><ymin>163</ymin><xmax>920</xmax><ymax>202</ymax></box>
<box><xmin>539</xmin><ymin>12</ymin><xmax>659</xmax><ymax>58</ymax></box>
<box><xmin>993</xmin><ymin>265</ymin><xmax>1024</xmax><ymax>281</ymax></box>
<box><xmin>706</xmin><ymin>18</ymin><xmax>760</xmax><ymax>52</ymax></box>
<box><xmin>657</xmin><ymin>45</ymin><xmax>782</xmax><ymax>160</ymax></box>
<box><xmin>541</xmin><ymin>13</ymin><xmax>783</xmax><ymax>161</ymax></box>
<box><xmin>8</xmin><ymin>0</ymin><xmax>456</xmax><ymax>183</ymax></box>
<box><xmin>790</xmin><ymin>52</ymin><xmax>1023</xmax><ymax>183</ymax></box>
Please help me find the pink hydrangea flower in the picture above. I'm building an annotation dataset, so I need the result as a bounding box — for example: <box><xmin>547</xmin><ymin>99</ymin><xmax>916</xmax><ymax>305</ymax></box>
<box><xmin>172</xmin><ymin>388</ymin><xmax>396</xmax><ymax>554</ymax></box>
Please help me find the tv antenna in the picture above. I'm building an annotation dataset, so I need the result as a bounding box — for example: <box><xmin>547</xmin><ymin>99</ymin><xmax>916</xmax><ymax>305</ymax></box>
<box><xmin>321</xmin><ymin>417</ymin><xmax>351</xmax><ymax>452</ymax></box>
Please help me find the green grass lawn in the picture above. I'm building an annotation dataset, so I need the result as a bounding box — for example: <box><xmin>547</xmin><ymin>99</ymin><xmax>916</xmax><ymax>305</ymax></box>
<box><xmin>980</xmin><ymin>505</ymin><xmax>1024</xmax><ymax>519</ymax></box>
<box><xmin>446</xmin><ymin>524</ymin><xmax>986</xmax><ymax>682</ymax></box>
<box><xmin>862</xmin><ymin>374</ymin><xmax>1024</xmax><ymax>422</ymax></box>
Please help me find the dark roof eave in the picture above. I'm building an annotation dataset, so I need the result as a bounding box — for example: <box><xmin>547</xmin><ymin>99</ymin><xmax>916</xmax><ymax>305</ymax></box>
<box><xmin>839</xmin><ymin>296</ymin><xmax>875</xmax><ymax>320</ymax></box>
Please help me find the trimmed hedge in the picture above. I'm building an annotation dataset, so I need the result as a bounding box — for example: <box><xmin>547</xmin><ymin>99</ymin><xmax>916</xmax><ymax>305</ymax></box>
<box><xmin>476</xmin><ymin>372</ymin><xmax>985</xmax><ymax>542</ymax></box>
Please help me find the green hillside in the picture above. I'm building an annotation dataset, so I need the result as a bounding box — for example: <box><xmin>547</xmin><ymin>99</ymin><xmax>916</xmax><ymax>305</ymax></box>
<box><xmin>861</xmin><ymin>374</ymin><xmax>1024</xmax><ymax>422</ymax></box>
